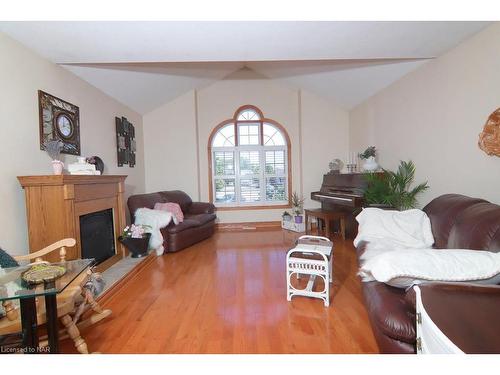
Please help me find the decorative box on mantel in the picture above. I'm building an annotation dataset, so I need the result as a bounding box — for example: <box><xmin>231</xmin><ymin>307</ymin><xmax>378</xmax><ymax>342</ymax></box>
<box><xmin>18</xmin><ymin>175</ymin><xmax>128</xmax><ymax>271</ymax></box>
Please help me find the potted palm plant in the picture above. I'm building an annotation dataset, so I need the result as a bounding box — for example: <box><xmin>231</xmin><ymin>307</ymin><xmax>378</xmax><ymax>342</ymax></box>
<box><xmin>363</xmin><ymin>160</ymin><xmax>429</xmax><ymax>210</ymax></box>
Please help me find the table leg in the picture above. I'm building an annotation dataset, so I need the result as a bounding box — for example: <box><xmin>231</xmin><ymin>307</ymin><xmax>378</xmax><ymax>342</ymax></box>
<box><xmin>44</xmin><ymin>280</ymin><xmax>59</xmax><ymax>354</ymax></box>
<box><xmin>44</xmin><ymin>293</ymin><xmax>59</xmax><ymax>353</ymax></box>
<box><xmin>19</xmin><ymin>297</ymin><xmax>38</xmax><ymax>352</ymax></box>
<box><xmin>329</xmin><ymin>256</ymin><xmax>334</xmax><ymax>283</ymax></box>
<box><xmin>305</xmin><ymin>211</ymin><xmax>309</xmax><ymax>234</ymax></box>
<box><xmin>340</xmin><ymin>217</ymin><xmax>346</xmax><ymax>240</ymax></box>
<box><xmin>325</xmin><ymin>218</ymin><xmax>331</xmax><ymax>239</ymax></box>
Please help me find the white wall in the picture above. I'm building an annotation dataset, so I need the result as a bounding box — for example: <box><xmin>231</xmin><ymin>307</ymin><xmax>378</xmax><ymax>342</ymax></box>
<box><xmin>143</xmin><ymin>69</ymin><xmax>350</xmax><ymax>223</ymax></box>
<box><xmin>0</xmin><ymin>33</ymin><xmax>145</xmax><ymax>255</ymax></box>
<box><xmin>301</xmin><ymin>90</ymin><xmax>350</xmax><ymax>209</ymax></box>
<box><xmin>350</xmin><ymin>23</ymin><xmax>500</xmax><ymax>206</ymax></box>
<box><xmin>143</xmin><ymin>91</ymin><xmax>199</xmax><ymax>199</ymax></box>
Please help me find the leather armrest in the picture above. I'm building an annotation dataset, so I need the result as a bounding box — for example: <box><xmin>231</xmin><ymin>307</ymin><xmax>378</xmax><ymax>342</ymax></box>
<box><xmin>418</xmin><ymin>282</ymin><xmax>500</xmax><ymax>295</ymax></box>
<box><xmin>188</xmin><ymin>202</ymin><xmax>216</xmax><ymax>215</ymax></box>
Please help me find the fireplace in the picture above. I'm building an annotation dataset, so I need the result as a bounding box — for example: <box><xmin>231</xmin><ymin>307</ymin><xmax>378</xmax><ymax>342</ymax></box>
<box><xmin>79</xmin><ymin>208</ymin><xmax>116</xmax><ymax>265</ymax></box>
<box><xmin>18</xmin><ymin>175</ymin><xmax>127</xmax><ymax>270</ymax></box>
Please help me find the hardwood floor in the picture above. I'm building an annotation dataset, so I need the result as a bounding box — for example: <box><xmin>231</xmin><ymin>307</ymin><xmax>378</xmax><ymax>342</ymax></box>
<box><xmin>62</xmin><ymin>229</ymin><xmax>379</xmax><ymax>354</ymax></box>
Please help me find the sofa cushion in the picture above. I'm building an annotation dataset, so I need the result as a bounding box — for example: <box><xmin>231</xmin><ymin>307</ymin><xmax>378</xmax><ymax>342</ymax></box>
<box><xmin>128</xmin><ymin>192</ymin><xmax>166</xmax><ymax>218</ymax></box>
<box><xmin>183</xmin><ymin>213</ymin><xmax>217</xmax><ymax>226</ymax></box>
<box><xmin>160</xmin><ymin>190</ymin><xmax>193</xmax><ymax>213</ymax></box>
<box><xmin>423</xmin><ymin>194</ymin><xmax>487</xmax><ymax>249</ymax></box>
<box><xmin>165</xmin><ymin>220</ymin><xmax>215</xmax><ymax>253</ymax></box>
<box><xmin>372</xmin><ymin>329</ymin><xmax>416</xmax><ymax>354</ymax></box>
<box><xmin>362</xmin><ymin>281</ymin><xmax>416</xmax><ymax>344</ymax></box>
<box><xmin>164</xmin><ymin>219</ymin><xmax>200</xmax><ymax>234</ymax></box>
<box><xmin>154</xmin><ymin>202</ymin><xmax>184</xmax><ymax>223</ymax></box>
<box><xmin>446</xmin><ymin>203</ymin><xmax>500</xmax><ymax>252</ymax></box>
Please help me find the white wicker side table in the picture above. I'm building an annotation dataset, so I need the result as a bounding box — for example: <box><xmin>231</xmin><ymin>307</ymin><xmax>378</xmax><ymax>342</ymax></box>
<box><xmin>286</xmin><ymin>235</ymin><xmax>334</xmax><ymax>307</ymax></box>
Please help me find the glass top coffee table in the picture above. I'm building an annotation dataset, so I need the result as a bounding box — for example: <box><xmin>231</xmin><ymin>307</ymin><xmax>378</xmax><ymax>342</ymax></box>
<box><xmin>0</xmin><ymin>259</ymin><xmax>94</xmax><ymax>353</ymax></box>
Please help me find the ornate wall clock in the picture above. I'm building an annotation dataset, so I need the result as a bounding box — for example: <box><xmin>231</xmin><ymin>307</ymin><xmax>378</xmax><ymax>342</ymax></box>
<box><xmin>38</xmin><ymin>90</ymin><xmax>81</xmax><ymax>155</ymax></box>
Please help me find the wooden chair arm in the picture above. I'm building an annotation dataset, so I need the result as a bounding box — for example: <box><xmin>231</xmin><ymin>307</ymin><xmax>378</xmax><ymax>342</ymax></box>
<box><xmin>14</xmin><ymin>238</ymin><xmax>76</xmax><ymax>263</ymax></box>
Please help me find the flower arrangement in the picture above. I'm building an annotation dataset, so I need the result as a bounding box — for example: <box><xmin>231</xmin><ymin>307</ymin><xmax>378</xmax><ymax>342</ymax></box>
<box><xmin>359</xmin><ymin>146</ymin><xmax>377</xmax><ymax>160</ymax></box>
<box><xmin>121</xmin><ymin>224</ymin><xmax>151</xmax><ymax>239</ymax></box>
<box><xmin>44</xmin><ymin>139</ymin><xmax>65</xmax><ymax>174</ymax></box>
<box><xmin>44</xmin><ymin>140</ymin><xmax>64</xmax><ymax>161</ymax></box>
<box><xmin>119</xmin><ymin>224</ymin><xmax>152</xmax><ymax>258</ymax></box>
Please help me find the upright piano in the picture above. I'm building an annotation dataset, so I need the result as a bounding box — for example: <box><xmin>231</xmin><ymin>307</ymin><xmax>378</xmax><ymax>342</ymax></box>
<box><xmin>311</xmin><ymin>172</ymin><xmax>375</xmax><ymax>238</ymax></box>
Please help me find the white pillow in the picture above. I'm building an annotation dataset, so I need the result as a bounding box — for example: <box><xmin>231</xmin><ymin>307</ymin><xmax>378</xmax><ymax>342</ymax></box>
<box><xmin>359</xmin><ymin>249</ymin><xmax>500</xmax><ymax>288</ymax></box>
<box><xmin>354</xmin><ymin>208</ymin><xmax>434</xmax><ymax>249</ymax></box>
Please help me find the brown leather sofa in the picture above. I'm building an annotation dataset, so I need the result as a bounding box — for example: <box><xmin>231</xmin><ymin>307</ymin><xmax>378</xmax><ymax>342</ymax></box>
<box><xmin>356</xmin><ymin>194</ymin><xmax>500</xmax><ymax>353</ymax></box>
<box><xmin>127</xmin><ymin>190</ymin><xmax>216</xmax><ymax>253</ymax></box>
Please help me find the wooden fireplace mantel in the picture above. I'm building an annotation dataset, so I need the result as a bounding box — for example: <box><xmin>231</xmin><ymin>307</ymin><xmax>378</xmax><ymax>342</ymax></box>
<box><xmin>18</xmin><ymin>175</ymin><xmax>128</xmax><ymax>271</ymax></box>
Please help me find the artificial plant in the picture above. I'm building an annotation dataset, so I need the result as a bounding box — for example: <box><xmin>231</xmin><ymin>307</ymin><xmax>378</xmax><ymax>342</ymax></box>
<box><xmin>363</xmin><ymin>160</ymin><xmax>429</xmax><ymax>210</ymax></box>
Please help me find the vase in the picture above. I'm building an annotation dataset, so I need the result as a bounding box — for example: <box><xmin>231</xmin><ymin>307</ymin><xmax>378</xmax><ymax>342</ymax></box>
<box><xmin>51</xmin><ymin>160</ymin><xmax>64</xmax><ymax>175</ymax></box>
<box><xmin>362</xmin><ymin>156</ymin><xmax>379</xmax><ymax>172</ymax></box>
<box><xmin>294</xmin><ymin>215</ymin><xmax>303</xmax><ymax>224</ymax></box>
<box><xmin>118</xmin><ymin>233</ymin><xmax>151</xmax><ymax>258</ymax></box>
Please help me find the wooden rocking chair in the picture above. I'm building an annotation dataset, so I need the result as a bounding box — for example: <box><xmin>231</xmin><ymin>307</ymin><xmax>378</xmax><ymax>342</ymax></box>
<box><xmin>0</xmin><ymin>238</ymin><xmax>111</xmax><ymax>353</ymax></box>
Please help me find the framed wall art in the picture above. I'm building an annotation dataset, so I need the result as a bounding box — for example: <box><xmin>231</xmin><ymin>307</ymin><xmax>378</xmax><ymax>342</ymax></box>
<box><xmin>38</xmin><ymin>90</ymin><xmax>81</xmax><ymax>155</ymax></box>
<box><xmin>115</xmin><ymin>116</ymin><xmax>136</xmax><ymax>167</ymax></box>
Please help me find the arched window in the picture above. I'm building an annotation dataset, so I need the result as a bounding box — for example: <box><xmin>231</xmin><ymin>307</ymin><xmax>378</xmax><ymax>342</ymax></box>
<box><xmin>208</xmin><ymin>105</ymin><xmax>291</xmax><ymax>209</ymax></box>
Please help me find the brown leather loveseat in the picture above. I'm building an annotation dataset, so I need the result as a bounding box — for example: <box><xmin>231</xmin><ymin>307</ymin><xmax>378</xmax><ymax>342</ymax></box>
<box><xmin>127</xmin><ymin>190</ymin><xmax>216</xmax><ymax>253</ymax></box>
<box><xmin>356</xmin><ymin>194</ymin><xmax>500</xmax><ymax>353</ymax></box>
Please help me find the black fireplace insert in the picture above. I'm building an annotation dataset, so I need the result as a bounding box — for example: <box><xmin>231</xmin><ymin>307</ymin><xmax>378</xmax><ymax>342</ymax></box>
<box><xmin>79</xmin><ymin>208</ymin><xmax>115</xmax><ymax>264</ymax></box>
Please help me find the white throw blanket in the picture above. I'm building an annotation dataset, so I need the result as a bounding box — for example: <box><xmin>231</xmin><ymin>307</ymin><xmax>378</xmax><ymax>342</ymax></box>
<box><xmin>354</xmin><ymin>208</ymin><xmax>435</xmax><ymax>264</ymax></box>
<box><xmin>359</xmin><ymin>248</ymin><xmax>500</xmax><ymax>287</ymax></box>
<box><xmin>134</xmin><ymin>208</ymin><xmax>174</xmax><ymax>256</ymax></box>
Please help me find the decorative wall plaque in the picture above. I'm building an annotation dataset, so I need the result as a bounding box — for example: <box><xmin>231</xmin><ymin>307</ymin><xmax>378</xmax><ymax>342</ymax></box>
<box><xmin>115</xmin><ymin>117</ymin><xmax>136</xmax><ymax>167</ymax></box>
<box><xmin>478</xmin><ymin>108</ymin><xmax>500</xmax><ymax>157</ymax></box>
<box><xmin>38</xmin><ymin>90</ymin><xmax>81</xmax><ymax>155</ymax></box>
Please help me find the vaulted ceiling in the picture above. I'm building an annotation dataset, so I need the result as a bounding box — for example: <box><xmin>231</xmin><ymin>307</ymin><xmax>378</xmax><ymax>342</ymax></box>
<box><xmin>0</xmin><ymin>21</ymin><xmax>491</xmax><ymax>114</ymax></box>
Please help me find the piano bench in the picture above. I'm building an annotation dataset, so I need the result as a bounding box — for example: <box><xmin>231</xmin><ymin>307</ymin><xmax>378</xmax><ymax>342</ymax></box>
<box><xmin>304</xmin><ymin>208</ymin><xmax>346</xmax><ymax>240</ymax></box>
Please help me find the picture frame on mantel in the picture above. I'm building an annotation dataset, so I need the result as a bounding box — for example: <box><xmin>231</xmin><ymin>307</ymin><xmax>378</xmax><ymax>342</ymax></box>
<box><xmin>38</xmin><ymin>90</ymin><xmax>81</xmax><ymax>156</ymax></box>
<box><xmin>115</xmin><ymin>116</ymin><xmax>136</xmax><ymax>167</ymax></box>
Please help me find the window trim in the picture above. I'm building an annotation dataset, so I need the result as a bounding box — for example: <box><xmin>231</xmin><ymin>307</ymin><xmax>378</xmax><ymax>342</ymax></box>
<box><xmin>208</xmin><ymin>105</ymin><xmax>292</xmax><ymax>211</ymax></box>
